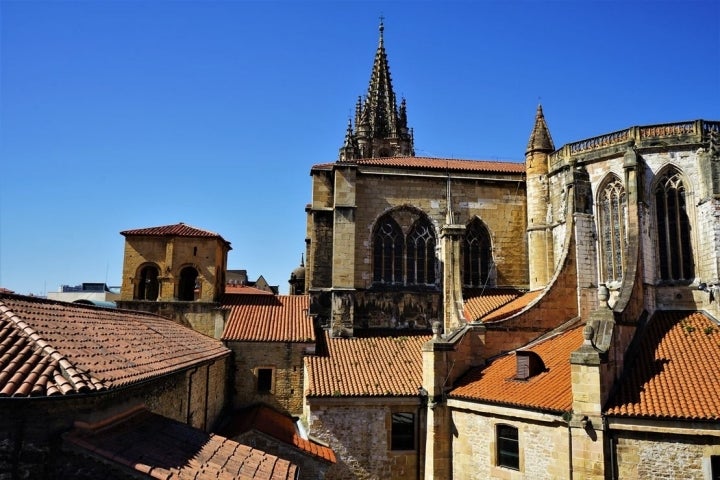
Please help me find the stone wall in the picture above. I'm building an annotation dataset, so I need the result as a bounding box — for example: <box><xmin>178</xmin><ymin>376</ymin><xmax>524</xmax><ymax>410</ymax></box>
<box><xmin>613</xmin><ymin>430</ymin><xmax>720</xmax><ymax>480</ymax></box>
<box><xmin>307</xmin><ymin>398</ymin><xmax>422</xmax><ymax>480</ymax></box>
<box><xmin>228</xmin><ymin>341</ymin><xmax>309</xmax><ymax>415</ymax></box>
<box><xmin>450</xmin><ymin>406</ymin><xmax>570</xmax><ymax>480</ymax></box>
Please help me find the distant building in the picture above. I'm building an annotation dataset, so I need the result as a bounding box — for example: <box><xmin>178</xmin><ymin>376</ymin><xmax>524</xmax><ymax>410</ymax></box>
<box><xmin>46</xmin><ymin>282</ymin><xmax>120</xmax><ymax>305</ymax></box>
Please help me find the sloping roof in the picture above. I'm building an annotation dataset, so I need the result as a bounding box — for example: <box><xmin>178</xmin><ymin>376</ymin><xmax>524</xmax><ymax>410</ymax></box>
<box><xmin>0</xmin><ymin>294</ymin><xmax>230</xmax><ymax>397</ymax></box>
<box><xmin>120</xmin><ymin>222</ymin><xmax>231</xmax><ymax>248</ymax></box>
<box><xmin>218</xmin><ymin>405</ymin><xmax>336</xmax><ymax>464</ymax></box>
<box><xmin>224</xmin><ymin>284</ymin><xmax>274</xmax><ymax>295</ymax></box>
<box><xmin>313</xmin><ymin>156</ymin><xmax>525</xmax><ymax>174</ymax></box>
<box><xmin>65</xmin><ymin>408</ymin><xmax>298</xmax><ymax>480</ymax></box>
<box><xmin>449</xmin><ymin>325</ymin><xmax>584</xmax><ymax>413</ymax></box>
<box><xmin>463</xmin><ymin>289</ymin><xmax>524</xmax><ymax>322</ymax></box>
<box><xmin>480</xmin><ymin>289</ymin><xmax>544</xmax><ymax>322</ymax></box>
<box><xmin>305</xmin><ymin>332</ymin><xmax>430</xmax><ymax>397</ymax></box>
<box><xmin>221</xmin><ymin>294</ymin><xmax>314</xmax><ymax>342</ymax></box>
<box><xmin>605</xmin><ymin>311</ymin><xmax>720</xmax><ymax>421</ymax></box>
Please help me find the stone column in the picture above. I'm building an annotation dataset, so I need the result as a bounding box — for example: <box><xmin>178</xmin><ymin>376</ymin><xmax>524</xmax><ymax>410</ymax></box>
<box><xmin>330</xmin><ymin>165</ymin><xmax>357</xmax><ymax>336</ymax></box>
<box><xmin>440</xmin><ymin>223</ymin><xmax>466</xmax><ymax>333</ymax></box>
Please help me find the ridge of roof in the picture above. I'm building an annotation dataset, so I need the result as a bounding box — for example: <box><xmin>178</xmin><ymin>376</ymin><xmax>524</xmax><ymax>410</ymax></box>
<box><xmin>120</xmin><ymin>222</ymin><xmax>231</xmax><ymax>246</ymax></box>
<box><xmin>312</xmin><ymin>156</ymin><xmax>525</xmax><ymax>174</ymax></box>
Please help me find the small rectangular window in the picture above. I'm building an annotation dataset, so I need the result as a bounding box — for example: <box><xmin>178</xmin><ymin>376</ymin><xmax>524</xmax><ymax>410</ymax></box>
<box><xmin>257</xmin><ymin>368</ymin><xmax>273</xmax><ymax>393</ymax></box>
<box><xmin>712</xmin><ymin>455</ymin><xmax>720</xmax><ymax>480</ymax></box>
<box><xmin>497</xmin><ymin>424</ymin><xmax>519</xmax><ymax>470</ymax></box>
<box><xmin>391</xmin><ymin>412</ymin><xmax>415</xmax><ymax>451</ymax></box>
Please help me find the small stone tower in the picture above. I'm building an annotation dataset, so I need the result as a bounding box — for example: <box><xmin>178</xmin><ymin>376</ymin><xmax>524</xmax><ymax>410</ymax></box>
<box><xmin>525</xmin><ymin>105</ymin><xmax>555</xmax><ymax>289</ymax></box>
<box><xmin>288</xmin><ymin>254</ymin><xmax>306</xmax><ymax>295</ymax></box>
<box><xmin>339</xmin><ymin>20</ymin><xmax>414</xmax><ymax>161</ymax></box>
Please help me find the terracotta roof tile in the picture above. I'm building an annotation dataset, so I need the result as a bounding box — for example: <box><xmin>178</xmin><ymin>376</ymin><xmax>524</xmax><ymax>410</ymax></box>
<box><xmin>605</xmin><ymin>311</ymin><xmax>720</xmax><ymax>421</ymax></box>
<box><xmin>450</xmin><ymin>325</ymin><xmax>584</xmax><ymax>412</ymax></box>
<box><xmin>65</xmin><ymin>409</ymin><xmax>298</xmax><ymax>480</ymax></box>
<box><xmin>218</xmin><ymin>405</ymin><xmax>336</xmax><ymax>463</ymax></box>
<box><xmin>224</xmin><ymin>284</ymin><xmax>274</xmax><ymax>295</ymax></box>
<box><xmin>306</xmin><ymin>332</ymin><xmax>430</xmax><ymax>397</ymax></box>
<box><xmin>120</xmin><ymin>222</ymin><xmax>231</xmax><ymax>247</ymax></box>
<box><xmin>481</xmin><ymin>289</ymin><xmax>544</xmax><ymax>322</ymax></box>
<box><xmin>0</xmin><ymin>294</ymin><xmax>230</xmax><ymax>397</ymax></box>
<box><xmin>463</xmin><ymin>289</ymin><xmax>524</xmax><ymax>322</ymax></box>
<box><xmin>313</xmin><ymin>157</ymin><xmax>525</xmax><ymax>174</ymax></box>
<box><xmin>221</xmin><ymin>294</ymin><xmax>314</xmax><ymax>342</ymax></box>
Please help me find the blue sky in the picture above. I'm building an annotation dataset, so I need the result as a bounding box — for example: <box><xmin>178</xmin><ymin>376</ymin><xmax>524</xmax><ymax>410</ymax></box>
<box><xmin>1</xmin><ymin>0</ymin><xmax>718</xmax><ymax>295</ymax></box>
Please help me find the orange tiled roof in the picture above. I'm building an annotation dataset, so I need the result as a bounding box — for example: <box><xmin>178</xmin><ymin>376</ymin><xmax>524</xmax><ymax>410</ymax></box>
<box><xmin>218</xmin><ymin>405</ymin><xmax>336</xmax><ymax>463</ymax></box>
<box><xmin>65</xmin><ymin>408</ymin><xmax>298</xmax><ymax>480</ymax></box>
<box><xmin>450</xmin><ymin>325</ymin><xmax>584</xmax><ymax>412</ymax></box>
<box><xmin>224</xmin><ymin>284</ymin><xmax>274</xmax><ymax>295</ymax></box>
<box><xmin>120</xmin><ymin>222</ymin><xmax>231</xmax><ymax>246</ymax></box>
<box><xmin>313</xmin><ymin>157</ymin><xmax>525</xmax><ymax>174</ymax></box>
<box><xmin>463</xmin><ymin>289</ymin><xmax>524</xmax><ymax>322</ymax></box>
<box><xmin>0</xmin><ymin>294</ymin><xmax>230</xmax><ymax>397</ymax></box>
<box><xmin>306</xmin><ymin>332</ymin><xmax>430</xmax><ymax>397</ymax></box>
<box><xmin>605</xmin><ymin>311</ymin><xmax>720</xmax><ymax>421</ymax></box>
<box><xmin>481</xmin><ymin>289</ymin><xmax>543</xmax><ymax>322</ymax></box>
<box><xmin>221</xmin><ymin>294</ymin><xmax>314</xmax><ymax>342</ymax></box>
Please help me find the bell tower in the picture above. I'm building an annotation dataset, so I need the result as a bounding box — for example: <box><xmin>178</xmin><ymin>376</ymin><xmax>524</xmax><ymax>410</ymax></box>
<box><xmin>339</xmin><ymin>20</ymin><xmax>414</xmax><ymax>161</ymax></box>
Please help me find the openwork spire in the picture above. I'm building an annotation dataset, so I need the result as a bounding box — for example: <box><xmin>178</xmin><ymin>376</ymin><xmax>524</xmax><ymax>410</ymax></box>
<box><xmin>526</xmin><ymin>104</ymin><xmax>555</xmax><ymax>154</ymax></box>
<box><xmin>339</xmin><ymin>20</ymin><xmax>414</xmax><ymax>161</ymax></box>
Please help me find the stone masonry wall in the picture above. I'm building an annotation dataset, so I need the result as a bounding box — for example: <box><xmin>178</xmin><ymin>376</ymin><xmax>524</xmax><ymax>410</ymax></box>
<box><xmin>307</xmin><ymin>400</ymin><xmax>421</xmax><ymax>480</ymax></box>
<box><xmin>228</xmin><ymin>341</ymin><xmax>308</xmax><ymax>415</ymax></box>
<box><xmin>451</xmin><ymin>408</ymin><xmax>570</xmax><ymax>480</ymax></box>
<box><xmin>614</xmin><ymin>430</ymin><xmax>720</xmax><ymax>480</ymax></box>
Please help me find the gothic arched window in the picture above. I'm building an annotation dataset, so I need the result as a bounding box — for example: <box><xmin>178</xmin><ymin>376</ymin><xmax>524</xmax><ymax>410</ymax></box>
<box><xmin>463</xmin><ymin>218</ymin><xmax>492</xmax><ymax>287</ymax></box>
<box><xmin>407</xmin><ymin>218</ymin><xmax>436</xmax><ymax>284</ymax></box>
<box><xmin>598</xmin><ymin>177</ymin><xmax>626</xmax><ymax>284</ymax></box>
<box><xmin>655</xmin><ymin>168</ymin><xmax>694</xmax><ymax>282</ymax></box>
<box><xmin>136</xmin><ymin>264</ymin><xmax>159</xmax><ymax>301</ymax></box>
<box><xmin>373</xmin><ymin>216</ymin><xmax>403</xmax><ymax>283</ymax></box>
<box><xmin>178</xmin><ymin>266</ymin><xmax>199</xmax><ymax>301</ymax></box>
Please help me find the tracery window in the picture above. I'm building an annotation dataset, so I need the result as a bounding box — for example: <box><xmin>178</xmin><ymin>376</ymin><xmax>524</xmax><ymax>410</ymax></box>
<box><xmin>372</xmin><ymin>213</ymin><xmax>436</xmax><ymax>285</ymax></box>
<box><xmin>407</xmin><ymin>218</ymin><xmax>436</xmax><ymax>284</ymax></box>
<box><xmin>598</xmin><ymin>177</ymin><xmax>626</xmax><ymax>284</ymax></box>
<box><xmin>463</xmin><ymin>218</ymin><xmax>492</xmax><ymax>287</ymax></box>
<box><xmin>655</xmin><ymin>169</ymin><xmax>694</xmax><ymax>282</ymax></box>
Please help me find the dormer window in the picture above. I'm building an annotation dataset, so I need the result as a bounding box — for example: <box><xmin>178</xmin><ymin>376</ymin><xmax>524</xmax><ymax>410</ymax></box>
<box><xmin>515</xmin><ymin>350</ymin><xmax>545</xmax><ymax>380</ymax></box>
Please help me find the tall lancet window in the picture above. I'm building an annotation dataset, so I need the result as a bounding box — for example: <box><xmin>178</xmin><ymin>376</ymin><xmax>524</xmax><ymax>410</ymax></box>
<box><xmin>407</xmin><ymin>218</ymin><xmax>436</xmax><ymax>284</ymax></box>
<box><xmin>598</xmin><ymin>177</ymin><xmax>626</xmax><ymax>284</ymax></box>
<box><xmin>655</xmin><ymin>168</ymin><xmax>694</xmax><ymax>282</ymax></box>
<box><xmin>373</xmin><ymin>216</ymin><xmax>403</xmax><ymax>283</ymax></box>
<box><xmin>463</xmin><ymin>218</ymin><xmax>493</xmax><ymax>287</ymax></box>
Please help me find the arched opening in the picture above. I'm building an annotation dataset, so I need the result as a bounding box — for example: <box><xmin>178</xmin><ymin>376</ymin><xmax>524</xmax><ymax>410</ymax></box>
<box><xmin>597</xmin><ymin>175</ymin><xmax>626</xmax><ymax>284</ymax></box>
<box><xmin>178</xmin><ymin>266</ymin><xmax>199</xmax><ymax>301</ymax></box>
<box><xmin>136</xmin><ymin>265</ymin><xmax>159</xmax><ymax>301</ymax></box>
<box><xmin>654</xmin><ymin>168</ymin><xmax>694</xmax><ymax>282</ymax></box>
<box><xmin>463</xmin><ymin>218</ymin><xmax>492</xmax><ymax>287</ymax></box>
<box><xmin>373</xmin><ymin>215</ymin><xmax>403</xmax><ymax>283</ymax></box>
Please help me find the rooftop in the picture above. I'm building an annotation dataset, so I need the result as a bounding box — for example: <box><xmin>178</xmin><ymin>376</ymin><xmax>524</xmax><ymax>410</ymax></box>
<box><xmin>605</xmin><ymin>310</ymin><xmax>720</xmax><ymax>421</ymax></box>
<box><xmin>0</xmin><ymin>294</ymin><xmax>230</xmax><ymax>397</ymax></box>
<box><xmin>65</xmin><ymin>407</ymin><xmax>298</xmax><ymax>480</ymax></box>
<box><xmin>463</xmin><ymin>289</ymin><xmax>524</xmax><ymax>322</ymax></box>
<box><xmin>305</xmin><ymin>332</ymin><xmax>430</xmax><ymax>398</ymax></box>
<box><xmin>120</xmin><ymin>222</ymin><xmax>231</xmax><ymax>248</ymax></box>
<box><xmin>313</xmin><ymin>156</ymin><xmax>525</xmax><ymax>174</ymax></box>
<box><xmin>450</xmin><ymin>324</ymin><xmax>584</xmax><ymax>413</ymax></box>
<box><xmin>221</xmin><ymin>294</ymin><xmax>314</xmax><ymax>343</ymax></box>
<box><xmin>480</xmin><ymin>289</ymin><xmax>543</xmax><ymax>323</ymax></box>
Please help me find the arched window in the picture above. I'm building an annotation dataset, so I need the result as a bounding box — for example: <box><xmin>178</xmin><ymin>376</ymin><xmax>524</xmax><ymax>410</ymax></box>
<box><xmin>463</xmin><ymin>218</ymin><xmax>492</xmax><ymax>287</ymax></box>
<box><xmin>407</xmin><ymin>218</ymin><xmax>436</xmax><ymax>284</ymax></box>
<box><xmin>136</xmin><ymin>265</ymin><xmax>160</xmax><ymax>300</ymax></box>
<box><xmin>373</xmin><ymin>216</ymin><xmax>403</xmax><ymax>283</ymax></box>
<box><xmin>178</xmin><ymin>266</ymin><xmax>199</xmax><ymax>301</ymax></box>
<box><xmin>372</xmin><ymin>212</ymin><xmax>437</xmax><ymax>285</ymax></box>
<box><xmin>655</xmin><ymin>169</ymin><xmax>694</xmax><ymax>282</ymax></box>
<box><xmin>598</xmin><ymin>176</ymin><xmax>626</xmax><ymax>284</ymax></box>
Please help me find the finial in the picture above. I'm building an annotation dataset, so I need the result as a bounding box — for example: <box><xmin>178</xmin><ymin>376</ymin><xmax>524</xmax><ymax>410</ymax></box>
<box><xmin>301</xmin><ymin>253</ymin><xmax>304</xmax><ymax>267</ymax></box>
<box><xmin>378</xmin><ymin>15</ymin><xmax>384</xmax><ymax>43</ymax></box>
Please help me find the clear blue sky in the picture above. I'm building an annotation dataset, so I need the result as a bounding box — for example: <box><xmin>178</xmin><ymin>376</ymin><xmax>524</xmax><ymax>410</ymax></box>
<box><xmin>1</xmin><ymin>1</ymin><xmax>718</xmax><ymax>296</ymax></box>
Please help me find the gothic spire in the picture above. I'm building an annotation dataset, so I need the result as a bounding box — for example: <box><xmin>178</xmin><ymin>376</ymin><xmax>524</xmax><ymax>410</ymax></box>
<box><xmin>338</xmin><ymin>19</ymin><xmax>415</xmax><ymax>161</ymax></box>
<box><xmin>526</xmin><ymin>104</ymin><xmax>555</xmax><ymax>154</ymax></box>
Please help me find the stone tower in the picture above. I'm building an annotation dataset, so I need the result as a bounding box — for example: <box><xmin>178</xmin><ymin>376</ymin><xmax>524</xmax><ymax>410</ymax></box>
<box><xmin>525</xmin><ymin>105</ymin><xmax>555</xmax><ymax>289</ymax></box>
<box><xmin>339</xmin><ymin>20</ymin><xmax>414</xmax><ymax>161</ymax></box>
